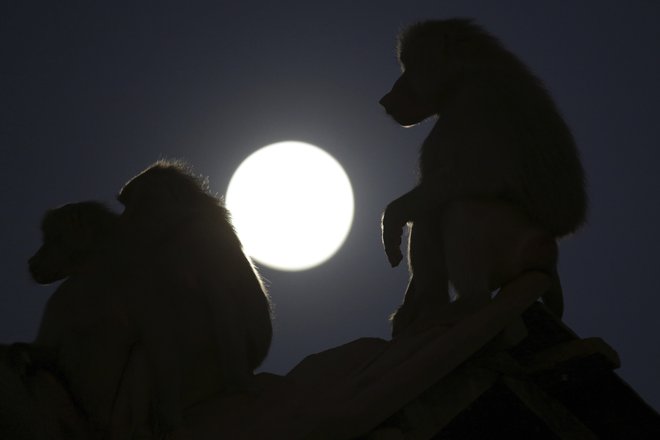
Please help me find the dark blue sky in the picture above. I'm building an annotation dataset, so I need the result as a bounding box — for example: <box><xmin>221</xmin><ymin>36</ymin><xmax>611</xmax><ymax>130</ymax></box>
<box><xmin>1</xmin><ymin>1</ymin><xmax>659</xmax><ymax>410</ymax></box>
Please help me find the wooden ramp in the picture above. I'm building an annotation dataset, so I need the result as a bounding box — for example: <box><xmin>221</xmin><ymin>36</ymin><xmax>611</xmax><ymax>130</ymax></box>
<box><xmin>185</xmin><ymin>271</ymin><xmax>660</xmax><ymax>439</ymax></box>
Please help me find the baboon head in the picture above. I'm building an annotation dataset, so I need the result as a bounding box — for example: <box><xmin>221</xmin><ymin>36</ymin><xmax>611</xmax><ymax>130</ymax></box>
<box><xmin>117</xmin><ymin>160</ymin><xmax>216</xmax><ymax>231</ymax></box>
<box><xmin>380</xmin><ymin>18</ymin><xmax>510</xmax><ymax>127</ymax></box>
<box><xmin>29</xmin><ymin>202</ymin><xmax>119</xmax><ymax>284</ymax></box>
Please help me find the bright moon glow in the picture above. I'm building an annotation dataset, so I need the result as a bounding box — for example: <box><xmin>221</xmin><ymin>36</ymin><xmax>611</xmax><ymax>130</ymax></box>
<box><xmin>226</xmin><ymin>141</ymin><xmax>354</xmax><ymax>271</ymax></box>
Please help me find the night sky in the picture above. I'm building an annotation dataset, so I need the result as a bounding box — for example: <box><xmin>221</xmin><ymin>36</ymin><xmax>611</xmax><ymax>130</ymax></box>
<box><xmin>1</xmin><ymin>1</ymin><xmax>659</xmax><ymax>411</ymax></box>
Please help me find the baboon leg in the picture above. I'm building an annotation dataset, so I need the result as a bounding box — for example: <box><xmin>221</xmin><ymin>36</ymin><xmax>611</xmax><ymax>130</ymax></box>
<box><xmin>391</xmin><ymin>215</ymin><xmax>450</xmax><ymax>337</ymax></box>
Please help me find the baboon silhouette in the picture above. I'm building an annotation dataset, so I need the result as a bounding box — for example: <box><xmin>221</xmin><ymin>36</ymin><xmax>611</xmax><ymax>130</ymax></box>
<box><xmin>380</xmin><ymin>19</ymin><xmax>587</xmax><ymax>336</ymax></box>
<box><xmin>117</xmin><ymin>160</ymin><xmax>273</xmax><ymax>435</ymax></box>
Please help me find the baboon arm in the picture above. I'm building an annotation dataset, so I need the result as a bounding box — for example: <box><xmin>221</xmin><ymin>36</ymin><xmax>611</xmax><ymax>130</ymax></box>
<box><xmin>382</xmin><ymin>187</ymin><xmax>424</xmax><ymax>267</ymax></box>
<box><xmin>382</xmin><ymin>185</ymin><xmax>447</xmax><ymax>267</ymax></box>
<box><xmin>382</xmin><ymin>169</ymin><xmax>509</xmax><ymax>267</ymax></box>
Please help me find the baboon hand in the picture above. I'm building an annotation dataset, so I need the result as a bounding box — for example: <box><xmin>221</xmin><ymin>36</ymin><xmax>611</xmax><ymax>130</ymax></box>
<box><xmin>382</xmin><ymin>202</ymin><xmax>406</xmax><ymax>267</ymax></box>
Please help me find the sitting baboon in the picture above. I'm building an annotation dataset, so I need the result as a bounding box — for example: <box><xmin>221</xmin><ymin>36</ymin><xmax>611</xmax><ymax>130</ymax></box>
<box><xmin>21</xmin><ymin>201</ymin><xmax>149</xmax><ymax>438</ymax></box>
<box><xmin>117</xmin><ymin>160</ymin><xmax>273</xmax><ymax>434</ymax></box>
<box><xmin>379</xmin><ymin>19</ymin><xmax>587</xmax><ymax>335</ymax></box>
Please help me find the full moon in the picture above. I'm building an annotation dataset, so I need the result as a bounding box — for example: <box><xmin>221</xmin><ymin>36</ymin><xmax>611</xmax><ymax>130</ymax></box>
<box><xmin>225</xmin><ymin>141</ymin><xmax>354</xmax><ymax>271</ymax></box>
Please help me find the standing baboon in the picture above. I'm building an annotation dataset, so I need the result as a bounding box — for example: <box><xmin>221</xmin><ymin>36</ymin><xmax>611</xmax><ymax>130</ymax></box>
<box><xmin>117</xmin><ymin>160</ymin><xmax>273</xmax><ymax>435</ymax></box>
<box><xmin>379</xmin><ymin>19</ymin><xmax>587</xmax><ymax>335</ymax></box>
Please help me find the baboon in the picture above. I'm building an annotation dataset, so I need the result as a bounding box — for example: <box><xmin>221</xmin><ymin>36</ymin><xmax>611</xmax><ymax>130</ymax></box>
<box><xmin>22</xmin><ymin>201</ymin><xmax>148</xmax><ymax>438</ymax></box>
<box><xmin>117</xmin><ymin>160</ymin><xmax>273</xmax><ymax>434</ymax></box>
<box><xmin>380</xmin><ymin>19</ymin><xmax>587</xmax><ymax>336</ymax></box>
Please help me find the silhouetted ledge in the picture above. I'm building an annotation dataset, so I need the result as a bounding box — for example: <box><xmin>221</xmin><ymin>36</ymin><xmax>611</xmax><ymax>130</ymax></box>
<box><xmin>179</xmin><ymin>271</ymin><xmax>660</xmax><ymax>439</ymax></box>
